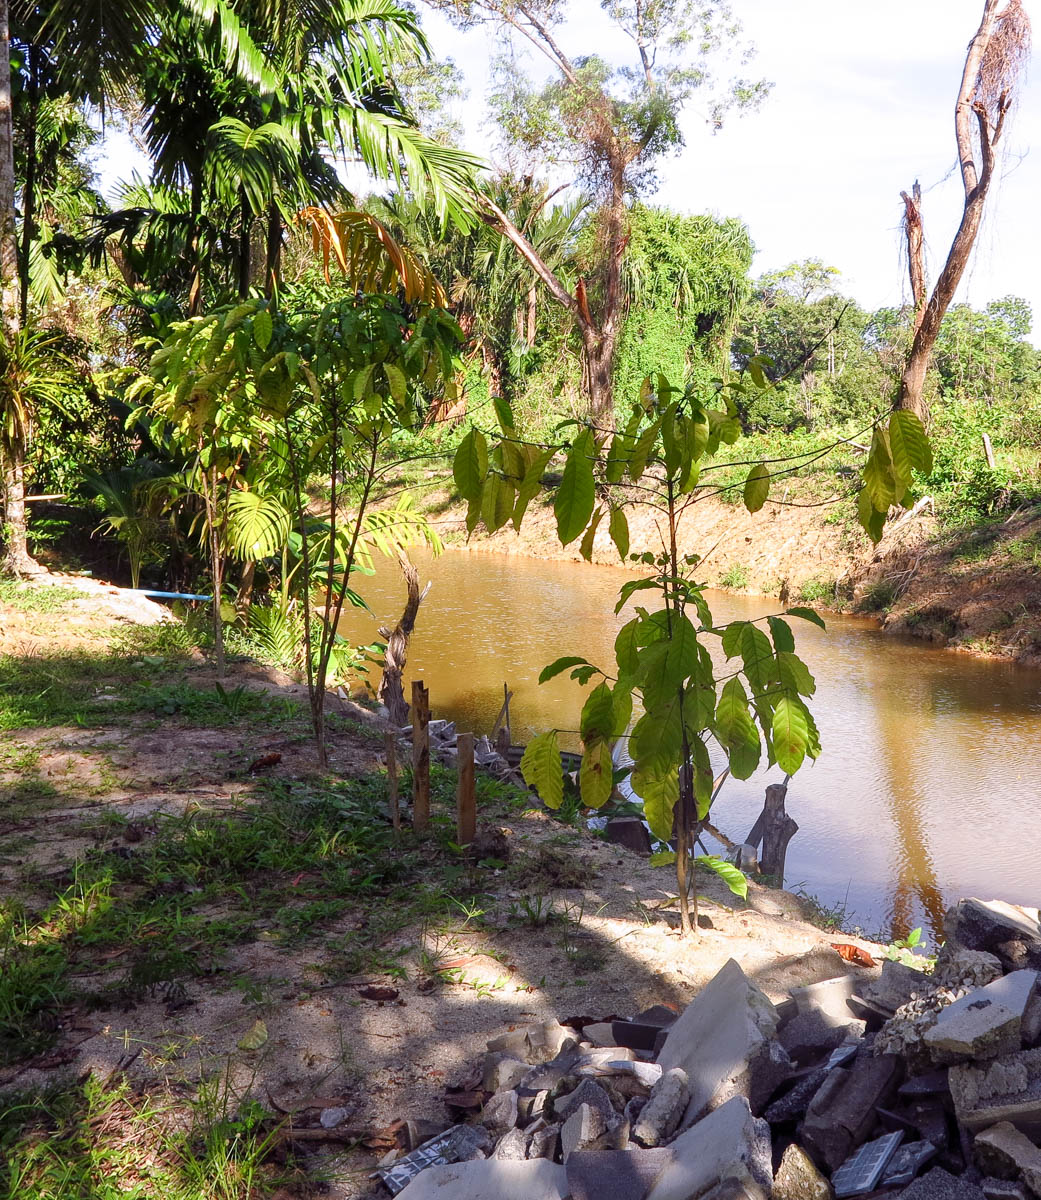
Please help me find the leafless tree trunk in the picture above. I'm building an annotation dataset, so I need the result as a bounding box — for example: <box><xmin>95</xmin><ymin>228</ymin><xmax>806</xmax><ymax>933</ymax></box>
<box><xmin>377</xmin><ymin>555</ymin><xmax>428</xmax><ymax>726</ymax></box>
<box><xmin>897</xmin><ymin>0</ymin><xmax>1030</xmax><ymax>425</ymax></box>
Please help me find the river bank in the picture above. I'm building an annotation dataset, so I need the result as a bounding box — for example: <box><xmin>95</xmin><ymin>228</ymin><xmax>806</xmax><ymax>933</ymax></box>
<box><xmin>0</xmin><ymin>578</ymin><xmax>890</xmax><ymax>1198</ymax></box>
<box><xmin>403</xmin><ymin>474</ymin><xmax>1041</xmax><ymax>667</ymax></box>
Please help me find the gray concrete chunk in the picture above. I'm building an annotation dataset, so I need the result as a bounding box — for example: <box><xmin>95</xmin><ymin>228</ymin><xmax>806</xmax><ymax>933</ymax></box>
<box><xmin>657</xmin><ymin>958</ymin><xmax>791</xmax><ymax>1123</ymax></box>
<box><xmin>899</xmin><ymin>1166</ymin><xmax>988</xmax><ymax>1200</ymax></box>
<box><xmin>645</xmin><ymin>1095</ymin><xmax>773</xmax><ymax>1200</ymax></box>
<box><xmin>926</xmin><ymin>971</ymin><xmax>1041</xmax><ymax>1065</ymax></box>
<box><xmin>800</xmin><ymin>1054</ymin><xmax>902</xmax><ymax>1171</ymax></box>
<box><xmin>951</xmin><ymin>1048</ymin><xmax>1041</xmax><ymax>1137</ymax></box>
<box><xmin>632</xmin><ymin>1068</ymin><xmax>690</xmax><ymax>1147</ymax></box>
<box><xmin>565</xmin><ymin>1148</ymin><xmax>673</xmax><ymax>1200</ymax></box>
<box><xmin>772</xmin><ymin>1142</ymin><xmax>832</xmax><ymax>1199</ymax></box>
<box><xmin>975</xmin><ymin>1122</ymin><xmax>1041</xmax><ymax>1197</ymax></box>
<box><xmin>394</xmin><ymin>1159</ymin><xmax>570</xmax><ymax>1199</ymax></box>
<box><xmin>945</xmin><ymin>899</ymin><xmax>1041</xmax><ymax>973</ymax></box>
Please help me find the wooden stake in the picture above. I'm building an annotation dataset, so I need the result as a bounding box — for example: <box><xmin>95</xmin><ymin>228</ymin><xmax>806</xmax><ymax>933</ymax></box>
<box><xmin>983</xmin><ymin>432</ymin><xmax>997</xmax><ymax>469</ymax></box>
<box><xmin>411</xmin><ymin>681</ymin><xmax>430</xmax><ymax>831</ymax></box>
<box><xmin>385</xmin><ymin>731</ymin><xmax>399</xmax><ymax>833</ymax></box>
<box><xmin>456</xmin><ymin>732</ymin><xmax>475</xmax><ymax>845</ymax></box>
<box><xmin>759</xmin><ymin>782</ymin><xmax>798</xmax><ymax>887</ymax></box>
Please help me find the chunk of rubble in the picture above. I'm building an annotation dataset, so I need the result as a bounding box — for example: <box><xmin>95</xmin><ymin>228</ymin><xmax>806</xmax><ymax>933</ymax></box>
<box><xmin>656</xmin><ymin>958</ymin><xmax>791</xmax><ymax>1123</ymax></box>
<box><xmin>951</xmin><ymin>1048</ymin><xmax>1041</xmax><ymax>1137</ymax></box>
<box><xmin>379</xmin><ymin>1124</ymin><xmax>493</xmax><ymax>1195</ymax></box>
<box><xmin>981</xmin><ymin>1179</ymin><xmax>1030</xmax><ymax>1200</ymax></box>
<box><xmin>779</xmin><ymin>1009</ymin><xmax>865</xmax><ymax>1064</ymax></box>
<box><xmin>945</xmin><ymin>900</ymin><xmax>1041</xmax><ymax>974</ymax></box>
<box><xmin>925</xmin><ymin>972</ymin><xmax>1040</xmax><ymax>1065</ymax></box>
<box><xmin>483</xmin><ymin>1053</ymin><xmax>530</xmax><ymax>1093</ymax></box>
<box><xmin>856</xmin><ymin>959</ymin><xmax>931</xmax><ymax>1018</ymax></box>
<box><xmin>974</xmin><ymin>1122</ymin><xmax>1041</xmax><ymax>1196</ymax></box>
<box><xmin>480</xmin><ymin>1089</ymin><xmax>519</xmax><ymax>1132</ymax></box>
<box><xmin>800</xmin><ymin>1054</ymin><xmax>903</xmax><ymax>1171</ymax></box>
<box><xmin>790</xmin><ymin>973</ymin><xmax>869</xmax><ymax>1028</ymax></box>
<box><xmin>393</xmin><ymin>1159</ymin><xmax>570</xmax><ymax>1200</ymax></box>
<box><xmin>552</xmin><ymin>1077</ymin><xmax>617</xmax><ymax>1125</ymax></box>
<box><xmin>934</xmin><ymin>947</ymin><xmax>1005</xmax><ymax>990</ymax></box>
<box><xmin>631</xmin><ymin>1068</ymin><xmax>690</xmax><ymax>1148</ymax></box>
<box><xmin>644</xmin><ymin>1096</ymin><xmax>773</xmax><ymax>1200</ymax></box>
<box><xmin>565</xmin><ymin>1148</ymin><xmax>671</xmax><ymax>1200</ymax></box>
<box><xmin>488</xmin><ymin>1021</ymin><xmax>578</xmax><ymax>1065</ymax></box>
<box><xmin>772</xmin><ymin>1142</ymin><xmax>832</xmax><ymax>1200</ymax></box>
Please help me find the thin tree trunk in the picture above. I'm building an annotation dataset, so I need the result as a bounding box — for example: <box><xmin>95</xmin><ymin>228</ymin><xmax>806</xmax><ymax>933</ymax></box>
<box><xmin>377</xmin><ymin>554</ymin><xmax>425</xmax><ymax>726</ymax></box>
<box><xmin>237</xmin><ymin>189</ymin><xmax>252</xmax><ymax>299</ymax></box>
<box><xmin>264</xmin><ymin>203</ymin><xmax>282</xmax><ymax>298</ymax></box>
<box><xmin>18</xmin><ymin>43</ymin><xmax>38</xmax><ymax>326</ymax></box>
<box><xmin>0</xmin><ymin>0</ymin><xmax>39</xmax><ymax>576</ymax></box>
<box><xmin>187</xmin><ymin>173</ymin><xmax>204</xmax><ymax>316</ymax></box>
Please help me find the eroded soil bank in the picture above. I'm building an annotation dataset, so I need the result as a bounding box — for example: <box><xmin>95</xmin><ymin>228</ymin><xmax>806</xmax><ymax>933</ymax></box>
<box><xmin>0</xmin><ymin>578</ymin><xmax>883</xmax><ymax>1198</ymax></box>
<box><xmin>401</xmin><ymin>476</ymin><xmax>1041</xmax><ymax>666</ymax></box>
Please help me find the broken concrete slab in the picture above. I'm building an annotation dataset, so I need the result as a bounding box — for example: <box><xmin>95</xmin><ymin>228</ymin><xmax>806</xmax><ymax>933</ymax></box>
<box><xmin>925</xmin><ymin>972</ymin><xmax>1041</xmax><ymax>1065</ymax></box>
<box><xmin>951</xmin><ymin>1048</ymin><xmax>1041</xmax><ymax>1137</ymax></box>
<box><xmin>780</xmin><ymin>1009</ymin><xmax>865</xmax><ymax>1064</ymax></box>
<box><xmin>484</xmin><ymin>1054</ymin><xmax>531</xmax><ymax>1094</ymax></box>
<box><xmin>561</xmin><ymin>1103</ymin><xmax>609</xmax><ymax>1162</ymax></box>
<box><xmin>490</xmin><ymin>1127</ymin><xmax>529</xmax><ymax>1161</ymax></box>
<box><xmin>945</xmin><ymin>900</ymin><xmax>1041</xmax><ymax>973</ymax></box>
<box><xmin>857</xmin><ymin>960</ymin><xmax>930</xmax><ymax>1018</ymax></box>
<box><xmin>528</xmin><ymin>1122</ymin><xmax>560</xmax><ymax>1161</ymax></box>
<box><xmin>565</xmin><ymin>1148</ymin><xmax>672</xmax><ymax>1200</ymax></box>
<box><xmin>765</xmin><ymin>1068</ymin><xmax>829</xmax><ymax>1125</ymax></box>
<box><xmin>656</xmin><ymin>958</ymin><xmax>791</xmax><ymax>1123</ymax></box>
<box><xmin>974</xmin><ymin>1122</ymin><xmax>1041</xmax><ymax>1197</ymax></box>
<box><xmin>481</xmin><ymin>1089</ymin><xmax>519</xmax><ymax>1132</ymax></box>
<box><xmin>645</xmin><ymin>1096</ymin><xmax>773</xmax><ymax>1200</ymax></box>
<box><xmin>924</xmin><ymin>996</ymin><xmax>1022</xmax><ymax>1065</ymax></box>
<box><xmin>393</xmin><ymin>1159</ymin><xmax>570</xmax><ymax>1200</ymax></box>
<box><xmin>800</xmin><ymin>1055</ymin><xmax>903</xmax><ymax>1171</ymax></box>
<box><xmin>791</xmin><ymin>973</ymin><xmax>868</xmax><ymax>1028</ymax></box>
<box><xmin>553</xmin><ymin>1078</ymin><xmax>617</xmax><ymax>1124</ymax></box>
<box><xmin>772</xmin><ymin>1142</ymin><xmax>833</xmax><ymax>1199</ymax></box>
<box><xmin>488</xmin><ymin>1021</ymin><xmax>578</xmax><ymax>1065</ymax></box>
<box><xmin>631</xmin><ymin>1068</ymin><xmax>689</xmax><ymax>1148</ymax></box>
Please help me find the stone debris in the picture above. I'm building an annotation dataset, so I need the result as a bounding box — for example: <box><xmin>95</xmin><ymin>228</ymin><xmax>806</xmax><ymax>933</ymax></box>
<box><xmin>631</xmin><ymin>1068</ymin><xmax>690</xmax><ymax>1147</ymax></box>
<box><xmin>656</xmin><ymin>958</ymin><xmax>791</xmax><ymax>1122</ymax></box>
<box><xmin>374</xmin><ymin>895</ymin><xmax>1041</xmax><ymax>1200</ymax></box>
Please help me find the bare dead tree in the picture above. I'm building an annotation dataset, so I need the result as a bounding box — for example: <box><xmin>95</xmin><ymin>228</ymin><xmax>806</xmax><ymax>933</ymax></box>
<box><xmin>897</xmin><ymin>0</ymin><xmax>1031</xmax><ymax>426</ymax></box>
<box><xmin>377</xmin><ymin>554</ymin><xmax>430</xmax><ymax>726</ymax></box>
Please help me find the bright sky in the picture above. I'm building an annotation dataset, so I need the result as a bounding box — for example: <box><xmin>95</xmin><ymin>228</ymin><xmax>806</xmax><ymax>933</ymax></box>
<box><xmin>94</xmin><ymin>0</ymin><xmax>1041</xmax><ymax>328</ymax></box>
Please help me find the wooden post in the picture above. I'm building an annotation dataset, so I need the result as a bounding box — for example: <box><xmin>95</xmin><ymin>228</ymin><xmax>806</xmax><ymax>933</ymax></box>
<box><xmin>759</xmin><ymin>782</ymin><xmax>798</xmax><ymax>887</ymax></box>
<box><xmin>385</xmin><ymin>732</ymin><xmax>399</xmax><ymax>834</ymax></box>
<box><xmin>982</xmin><ymin>432</ymin><xmax>997</xmax><ymax>469</ymax></box>
<box><xmin>412</xmin><ymin>681</ymin><xmax>430</xmax><ymax>831</ymax></box>
<box><xmin>456</xmin><ymin>732</ymin><xmax>475</xmax><ymax>845</ymax></box>
<box><xmin>492</xmin><ymin>683</ymin><xmax>513</xmax><ymax>758</ymax></box>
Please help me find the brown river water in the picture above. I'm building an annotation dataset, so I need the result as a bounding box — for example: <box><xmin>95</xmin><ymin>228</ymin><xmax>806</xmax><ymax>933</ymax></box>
<box><xmin>337</xmin><ymin>547</ymin><xmax>1041</xmax><ymax>943</ymax></box>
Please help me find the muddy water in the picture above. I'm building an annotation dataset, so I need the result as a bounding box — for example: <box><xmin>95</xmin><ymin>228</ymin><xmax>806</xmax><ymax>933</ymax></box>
<box><xmin>338</xmin><ymin>548</ymin><xmax>1041</xmax><ymax>941</ymax></box>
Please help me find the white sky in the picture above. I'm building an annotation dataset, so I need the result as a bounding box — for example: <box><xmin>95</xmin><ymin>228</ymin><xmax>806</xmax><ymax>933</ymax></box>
<box><xmin>94</xmin><ymin>0</ymin><xmax>1041</xmax><ymax>329</ymax></box>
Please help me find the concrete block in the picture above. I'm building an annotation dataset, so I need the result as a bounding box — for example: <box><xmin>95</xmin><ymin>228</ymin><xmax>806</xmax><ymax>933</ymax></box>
<box><xmin>632</xmin><ymin>1068</ymin><xmax>690</xmax><ymax>1147</ymax></box>
<box><xmin>772</xmin><ymin>1142</ymin><xmax>833</xmax><ymax>1199</ymax></box>
<box><xmin>859</xmin><ymin>960</ymin><xmax>930</xmax><ymax>1017</ymax></box>
<box><xmin>394</xmin><ymin>1159</ymin><xmax>570</xmax><ymax>1200</ymax></box>
<box><xmin>800</xmin><ymin>1054</ymin><xmax>903</xmax><ymax>1171</ymax></box>
<box><xmin>945</xmin><ymin>900</ymin><xmax>1041</xmax><ymax>973</ymax></box>
<box><xmin>484</xmin><ymin>1053</ymin><xmax>530</xmax><ymax>1093</ymax></box>
<box><xmin>926</xmin><ymin>972</ymin><xmax>1041</xmax><ymax>1064</ymax></box>
<box><xmin>481</xmin><ymin>1089</ymin><xmax>519</xmax><ymax>1132</ymax></box>
<box><xmin>951</xmin><ymin>1048</ymin><xmax>1041</xmax><ymax>1137</ymax></box>
<box><xmin>488</xmin><ymin>1021</ymin><xmax>578</xmax><ymax>1065</ymax></box>
<box><xmin>560</xmin><ymin>1103</ymin><xmax>608</xmax><ymax>1161</ymax></box>
<box><xmin>780</xmin><ymin>1009</ymin><xmax>865</xmax><ymax>1064</ymax></box>
<box><xmin>565</xmin><ymin>1148</ymin><xmax>672</xmax><ymax>1200</ymax></box>
<box><xmin>791</xmin><ymin>973</ymin><xmax>868</xmax><ymax>1028</ymax></box>
<box><xmin>656</xmin><ymin>958</ymin><xmax>791</xmax><ymax>1123</ymax></box>
<box><xmin>645</xmin><ymin>1096</ymin><xmax>773</xmax><ymax>1200</ymax></box>
<box><xmin>975</xmin><ymin>1122</ymin><xmax>1041</xmax><ymax>1197</ymax></box>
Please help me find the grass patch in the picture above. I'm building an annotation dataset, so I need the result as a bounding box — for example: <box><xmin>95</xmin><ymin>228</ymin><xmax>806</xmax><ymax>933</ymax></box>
<box><xmin>0</xmin><ymin>764</ymin><xmax>516</xmax><ymax>1066</ymax></box>
<box><xmin>718</xmin><ymin>563</ymin><xmax>750</xmax><ymax>589</ymax></box>
<box><xmin>0</xmin><ymin>581</ymin><xmax>84</xmax><ymax>612</ymax></box>
<box><xmin>0</xmin><ymin>1073</ymin><xmax>301</xmax><ymax>1200</ymax></box>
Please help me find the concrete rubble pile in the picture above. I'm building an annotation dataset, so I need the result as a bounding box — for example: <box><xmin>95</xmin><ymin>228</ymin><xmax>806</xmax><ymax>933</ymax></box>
<box><xmin>371</xmin><ymin>898</ymin><xmax>1041</xmax><ymax>1200</ymax></box>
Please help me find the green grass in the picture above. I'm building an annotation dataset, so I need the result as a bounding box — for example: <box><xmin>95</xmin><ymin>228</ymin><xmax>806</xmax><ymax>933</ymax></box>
<box><xmin>0</xmin><ymin>764</ymin><xmax>513</xmax><ymax>1066</ymax></box>
<box><xmin>0</xmin><ymin>1073</ymin><xmax>300</xmax><ymax>1200</ymax></box>
<box><xmin>718</xmin><ymin>563</ymin><xmax>750</xmax><ymax>589</ymax></box>
<box><xmin>0</xmin><ymin>581</ymin><xmax>84</xmax><ymax>612</ymax></box>
<box><xmin>798</xmin><ymin>577</ymin><xmax>834</xmax><ymax>604</ymax></box>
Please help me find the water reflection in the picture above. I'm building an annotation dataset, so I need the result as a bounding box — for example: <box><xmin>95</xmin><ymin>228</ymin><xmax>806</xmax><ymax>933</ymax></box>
<box><xmin>337</xmin><ymin>547</ymin><xmax>1041</xmax><ymax>940</ymax></box>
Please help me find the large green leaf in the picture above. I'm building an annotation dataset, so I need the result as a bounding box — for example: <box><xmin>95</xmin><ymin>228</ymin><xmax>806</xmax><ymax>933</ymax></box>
<box><xmin>579</xmin><ymin>738</ymin><xmax>614</xmax><ymax>808</ymax></box>
<box><xmin>714</xmin><ymin>677</ymin><xmax>761</xmax><ymax>780</ymax></box>
<box><xmin>513</xmin><ymin>447</ymin><xmax>555</xmax><ymax>531</ymax></box>
<box><xmin>226</xmin><ymin>491</ymin><xmax>292</xmax><ymax>561</ymax></box>
<box><xmin>554</xmin><ymin>430</ymin><xmax>596</xmax><ymax>545</ymax></box>
<box><xmin>743</xmin><ymin>464</ymin><xmax>770</xmax><ymax>513</ymax></box>
<box><xmin>772</xmin><ymin>695</ymin><xmax>810</xmax><ymax>774</ymax></box>
<box><xmin>539</xmin><ymin>656</ymin><xmax>590</xmax><ymax>684</ymax></box>
<box><xmin>777</xmin><ymin>651</ymin><xmax>816</xmax><ymax>697</ymax></box>
<box><xmin>520</xmin><ymin>730</ymin><xmax>563</xmax><ymax>809</ymax></box>
<box><xmin>633</xmin><ymin>763</ymin><xmax>679</xmax><ymax>841</ymax></box>
<box><xmin>453</xmin><ymin>429</ymin><xmax>487</xmax><ymax>503</ymax></box>
<box><xmin>609</xmin><ymin>506</ymin><xmax>630</xmax><ymax>561</ymax></box>
<box><xmin>862</xmin><ymin>427</ymin><xmax>897</xmax><ymax>511</ymax></box>
<box><xmin>696</xmin><ymin>855</ymin><xmax>748</xmax><ymax>900</ymax></box>
<box><xmin>580</xmin><ymin>682</ymin><xmax>616</xmax><ymax>741</ymax></box>
<box><xmin>614</xmin><ymin>618</ymin><xmax>641</xmax><ymax>676</ymax></box>
<box><xmin>786</xmin><ymin>606</ymin><xmax>826</xmax><ymax>630</ymax></box>
<box><xmin>889</xmin><ymin>409</ymin><xmax>933</xmax><ymax>489</ymax></box>
<box><xmin>579</xmin><ymin>505</ymin><xmax>605</xmax><ymax>562</ymax></box>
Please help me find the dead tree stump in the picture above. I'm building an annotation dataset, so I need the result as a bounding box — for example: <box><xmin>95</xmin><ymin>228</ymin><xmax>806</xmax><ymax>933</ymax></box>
<box><xmin>412</xmin><ymin>681</ymin><xmax>430</xmax><ymax>831</ymax></box>
<box><xmin>759</xmin><ymin>782</ymin><xmax>798</xmax><ymax>886</ymax></box>
<box><xmin>377</xmin><ymin>555</ymin><xmax>427</xmax><ymax>727</ymax></box>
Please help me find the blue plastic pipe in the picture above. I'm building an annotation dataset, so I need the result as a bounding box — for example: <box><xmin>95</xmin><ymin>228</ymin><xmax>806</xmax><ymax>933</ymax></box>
<box><xmin>126</xmin><ymin>589</ymin><xmax>214</xmax><ymax>602</ymax></box>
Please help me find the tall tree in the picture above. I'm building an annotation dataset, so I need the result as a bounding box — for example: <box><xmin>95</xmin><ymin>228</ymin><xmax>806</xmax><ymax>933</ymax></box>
<box><xmin>431</xmin><ymin>0</ymin><xmax>767</xmax><ymax>424</ymax></box>
<box><xmin>897</xmin><ymin>0</ymin><xmax>1030</xmax><ymax>425</ymax></box>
